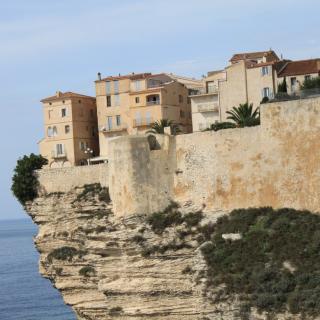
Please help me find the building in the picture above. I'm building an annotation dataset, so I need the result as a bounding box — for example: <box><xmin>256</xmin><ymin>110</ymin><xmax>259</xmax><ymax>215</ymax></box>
<box><xmin>95</xmin><ymin>72</ymin><xmax>199</xmax><ymax>158</ymax></box>
<box><xmin>39</xmin><ymin>91</ymin><xmax>99</xmax><ymax>168</ymax></box>
<box><xmin>190</xmin><ymin>70</ymin><xmax>225</xmax><ymax>132</ymax></box>
<box><xmin>277</xmin><ymin>59</ymin><xmax>320</xmax><ymax>94</ymax></box>
<box><xmin>191</xmin><ymin>50</ymin><xmax>320</xmax><ymax>131</ymax></box>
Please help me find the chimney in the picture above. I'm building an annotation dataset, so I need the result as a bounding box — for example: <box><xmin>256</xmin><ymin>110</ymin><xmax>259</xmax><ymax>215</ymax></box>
<box><xmin>97</xmin><ymin>72</ymin><xmax>102</xmax><ymax>81</ymax></box>
<box><xmin>56</xmin><ymin>91</ymin><xmax>62</xmax><ymax>97</ymax></box>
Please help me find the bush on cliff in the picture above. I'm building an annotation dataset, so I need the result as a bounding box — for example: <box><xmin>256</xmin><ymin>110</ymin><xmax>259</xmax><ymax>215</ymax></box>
<box><xmin>201</xmin><ymin>207</ymin><xmax>320</xmax><ymax>318</ymax></box>
<box><xmin>11</xmin><ymin>153</ymin><xmax>48</xmax><ymax>205</ymax></box>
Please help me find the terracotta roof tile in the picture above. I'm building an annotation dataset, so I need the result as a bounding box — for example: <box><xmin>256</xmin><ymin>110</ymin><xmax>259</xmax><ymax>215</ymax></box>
<box><xmin>41</xmin><ymin>91</ymin><xmax>95</xmax><ymax>103</ymax></box>
<box><xmin>99</xmin><ymin>73</ymin><xmax>152</xmax><ymax>82</ymax></box>
<box><xmin>277</xmin><ymin>59</ymin><xmax>320</xmax><ymax>77</ymax></box>
<box><xmin>230</xmin><ymin>50</ymin><xmax>279</xmax><ymax>63</ymax></box>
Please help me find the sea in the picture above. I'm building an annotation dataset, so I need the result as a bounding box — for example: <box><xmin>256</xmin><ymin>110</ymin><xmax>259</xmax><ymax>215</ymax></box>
<box><xmin>0</xmin><ymin>219</ymin><xmax>76</xmax><ymax>320</ymax></box>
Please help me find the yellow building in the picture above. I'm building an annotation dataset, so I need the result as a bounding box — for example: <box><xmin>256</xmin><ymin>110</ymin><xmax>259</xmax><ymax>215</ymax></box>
<box><xmin>39</xmin><ymin>91</ymin><xmax>99</xmax><ymax>167</ymax></box>
<box><xmin>95</xmin><ymin>73</ymin><xmax>198</xmax><ymax>157</ymax></box>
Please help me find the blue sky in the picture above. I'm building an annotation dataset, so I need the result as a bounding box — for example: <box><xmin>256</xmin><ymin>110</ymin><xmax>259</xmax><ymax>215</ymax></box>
<box><xmin>1</xmin><ymin>0</ymin><xmax>319</xmax><ymax>220</ymax></box>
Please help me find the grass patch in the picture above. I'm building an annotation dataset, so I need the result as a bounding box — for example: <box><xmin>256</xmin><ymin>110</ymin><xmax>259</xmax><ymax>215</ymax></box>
<box><xmin>74</xmin><ymin>183</ymin><xmax>110</xmax><ymax>203</ymax></box>
<box><xmin>200</xmin><ymin>207</ymin><xmax>320</xmax><ymax>317</ymax></box>
<box><xmin>47</xmin><ymin>246</ymin><xmax>85</xmax><ymax>263</ymax></box>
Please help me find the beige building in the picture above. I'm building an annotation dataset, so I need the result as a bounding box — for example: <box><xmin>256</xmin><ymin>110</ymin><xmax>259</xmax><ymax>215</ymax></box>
<box><xmin>95</xmin><ymin>72</ymin><xmax>199</xmax><ymax>157</ymax></box>
<box><xmin>39</xmin><ymin>91</ymin><xmax>99</xmax><ymax>167</ymax></box>
<box><xmin>191</xmin><ymin>51</ymin><xmax>320</xmax><ymax>131</ymax></box>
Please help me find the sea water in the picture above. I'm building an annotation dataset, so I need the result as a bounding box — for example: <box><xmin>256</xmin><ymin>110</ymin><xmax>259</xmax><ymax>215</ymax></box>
<box><xmin>0</xmin><ymin>219</ymin><xmax>76</xmax><ymax>320</ymax></box>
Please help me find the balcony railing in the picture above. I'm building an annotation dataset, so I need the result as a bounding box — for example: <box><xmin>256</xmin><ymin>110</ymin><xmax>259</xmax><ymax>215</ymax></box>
<box><xmin>51</xmin><ymin>150</ymin><xmax>67</xmax><ymax>159</ymax></box>
<box><xmin>189</xmin><ymin>86</ymin><xmax>219</xmax><ymax>96</ymax></box>
<box><xmin>100</xmin><ymin>123</ymin><xmax>128</xmax><ymax>133</ymax></box>
<box><xmin>146</xmin><ymin>100</ymin><xmax>160</xmax><ymax>106</ymax></box>
<box><xmin>198</xmin><ymin>103</ymin><xmax>219</xmax><ymax>113</ymax></box>
<box><xmin>133</xmin><ymin>118</ymin><xmax>154</xmax><ymax>127</ymax></box>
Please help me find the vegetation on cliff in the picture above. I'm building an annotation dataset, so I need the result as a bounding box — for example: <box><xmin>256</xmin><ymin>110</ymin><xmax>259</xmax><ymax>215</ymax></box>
<box><xmin>201</xmin><ymin>207</ymin><xmax>320</xmax><ymax>319</ymax></box>
<box><xmin>11</xmin><ymin>153</ymin><xmax>47</xmax><ymax>205</ymax></box>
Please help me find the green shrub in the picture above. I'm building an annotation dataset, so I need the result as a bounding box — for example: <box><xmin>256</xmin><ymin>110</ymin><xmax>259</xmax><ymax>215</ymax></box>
<box><xmin>11</xmin><ymin>154</ymin><xmax>48</xmax><ymax>205</ymax></box>
<box><xmin>79</xmin><ymin>266</ymin><xmax>95</xmax><ymax>277</ymax></box>
<box><xmin>200</xmin><ymin>207</ymin><xmax>320</xmax><ymax>317</ymax></box>
<box><xmin>109</xmin><ymin>306</ymin><xmax>123</xmax><ymax>316</ymax></box>
<box><xmin>47</xmin><ymin>246</ymin><xmax>84</xmax><ymax>263</ymax></box>
<box><xmin>183</xmin><ymin>211</ymin><xmax>203</xmax><ymax>227</ymax></box>
<box><xmin>147</xmin><ymin>202</ymin><xmax>183</xmax><ymax>234</ymax></box>
<box><xmin>301</xmin><ymin>76</ymin><xmax>320</xmax><ymax>90</ymax></box>
<box><xmin>75</xmin><ymin>183</ymin><xmax>110</xmax><ymax>203</ymax></box>
<box><xmin>132</xmin><ymin>235</ymin><xmax>146</xmax><ymax>244</ymax></box>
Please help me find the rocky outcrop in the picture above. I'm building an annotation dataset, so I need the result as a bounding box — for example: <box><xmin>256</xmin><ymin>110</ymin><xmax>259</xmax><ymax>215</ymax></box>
<box><xmin>26</xmin><ymin>186</ymin><xmax>305</xmax><ymax>320</ymax></box>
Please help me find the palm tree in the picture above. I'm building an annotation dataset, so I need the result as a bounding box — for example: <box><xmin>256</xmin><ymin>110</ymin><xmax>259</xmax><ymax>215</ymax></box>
<box><xmin>147</xmin><ymin>119</ymin><xmax>181</xmax><ymax>135</ymax></box>
<box><xmin>226</xmin><ymin>103</ymin><xmax>260</xmax><ymax>127</ymax></box>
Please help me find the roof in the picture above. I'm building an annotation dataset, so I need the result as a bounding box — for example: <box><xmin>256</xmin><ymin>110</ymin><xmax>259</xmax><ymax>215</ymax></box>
<box><xmin>98</xmin><ymin>73</ymin><xmax>152</xmax><ymax>82</ymax></box>
<box><xmin>277</xmin><ymin>59</ymin><xmax>320</xmax><ymax>77</ymax></box>
<box><xmin>207</xmin><ymin>70</ymin><xmax>224</xmax><ymax>77</ymax></box>
<box><xmin>230</xmin><ymin>50</ymin><xmax>279</xmax><ymax>63</ymax></box>
<box><xmin>41</xmin><ymin>91</ymin><xmax>95</xmax><ymax>103</ymax></box>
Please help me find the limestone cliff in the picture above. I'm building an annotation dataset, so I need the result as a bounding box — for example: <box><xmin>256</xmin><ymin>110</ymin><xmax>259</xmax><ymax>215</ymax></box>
<box><xmin>25</xmin><ymin>184</ymin><xmax>308</xmax><ymax>320</ymax></box>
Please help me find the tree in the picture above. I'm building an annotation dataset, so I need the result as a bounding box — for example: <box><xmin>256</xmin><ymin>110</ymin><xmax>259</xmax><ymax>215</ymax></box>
<box><xmin>11</xmin><ymin>154</ymin><xmax>48</xmax><ymax>205</ymax></box>
<box><xmin>226</xmin><ymin>103</ymin><xmax>260</xmax><ymax>127</ymax></box>
<box><xmin>301</xmin><ymin>76</ymin><xmax>320</xmax><ymax>90</ymax></box>
<box><xmin>147</xmin><ymin>119</ymin><xmax>181</xmax><ymax>135</ymax></box>
<box><xmin>277</xmin><ymin>77</ymin><xmax>288</xmax><ymax>93</ymax></box>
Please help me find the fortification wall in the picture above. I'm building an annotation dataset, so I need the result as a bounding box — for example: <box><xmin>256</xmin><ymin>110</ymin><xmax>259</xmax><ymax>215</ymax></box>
<box><xmin>36</xmin><ymin>97</ymin><xmax>320</xmax><ymax>215</ymax></box>
<box><xmin>36</xmin><ymin>163</ymin><xmax>108</xmax><ymax>193</ymax></box>
<box><xmin>174</xmin><ymin>97</ymin><xmax>320</xmax><ymax>212</ymax></box>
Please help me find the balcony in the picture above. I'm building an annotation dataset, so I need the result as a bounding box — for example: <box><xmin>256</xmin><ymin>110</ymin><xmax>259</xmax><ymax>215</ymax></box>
<box><xmin>146</xmin><ymin>94</ymin><xmax>160</xmax><ymax>106</ymax></box>
<box><xmin>198</xmin><ymin>103</ymin><xmax>219</xmax><ymax>113</ymax></box>
<box><xmin>189</xmin><ymin>86</ymin><xmax>218</xmax><ymax>96</ymax></box>
<box><xmin>100</xmin><ymin>123</ymin><xmax>128</xmax><ymax>133</ymax></box>
<box><xmin>133</xmin><ymin>118</ymin><xmax>154</xmax><ymax>128</ymax></box>
<box><xmin>51</xmin><ymin>150</ymin><xmax>67</xmax><ymax>159</ymax></box>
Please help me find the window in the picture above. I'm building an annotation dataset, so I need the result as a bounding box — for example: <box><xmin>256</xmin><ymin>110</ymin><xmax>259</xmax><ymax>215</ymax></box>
<box><xmin>180</xmin><ymin>110</ymin><xmax>185</xmax><ymax>118</ymax></box>
<box><xmin>47</xmin><ymin>127</ymin><xmax>53</xmax><ymax>137</ymax></box>
<box><xmin>135</xmin><ymin>112</ymin><xmax>141</xmax><ymax>126</ymax></box>
<box><xmin>262</xmin><ymin>87</ymin><xmax>270</xmax><ymax>98</ymax></box>
<box><xmin>52</xmin><ymin>126</ymin><xmax>58</xmax><ymax>136</ymax></box>
<box><xmin>146</xmin><ymin>111</ymin><xmax>151</xmax><ymax>125</ymax></box>
<box><xmin>134</xmin><ymin>80</ymin><xmax>142</xmax><ymax>91</ymax></box>
<box><xmin>305</xmin><ymin>75</ymin><xmax>311</xmax><ymax>81</ymax></box>
<box><xmin>207</xmin><ymin>81</ymin><xmax>216</xmax><ymax>93</ymax></box>
<box><xmin>114</xmin><ymin>94</ymin><xmax>120</xmax><ymax>106</ymax></box>
<box><xmin>48</xmin><ymin>110</ymin><xmax>52</xmax><ymax>119</ymax></box>
<box><xmin>261</xmin><ymin>66</ymin><xmax>269</xmax><ymax>76</ymax></box>
<box><xmin>187</xmin><ymin>97</ymin><xmax>191</xmax><ymax>104</ymax></box>
<box><xmin>92</xmin><ymin>126</ymin><xmax>95</xmax><ymax>137</ymax></box>
<box><xmin>79</xmin><ymin>141</ymin><xmax>86</xmax><ymax>151</ymax></box>
<box><xmin>113</xmin><ymin>80</ymin><xmax>119</xmax><ymax>93</ymax></box>
<box><xmin>90</xmin><ymin>109</ymin><xmax>94</xmax><ymax>118</ymax></box>
<box><xmin>106</xmin><ymin>95</ymin><xmax>111</xmax><ymax>107</ymax></box>
<box><xmin>116</xmin><ymin>115</ymin><xmax>121</xmax><ymax>126</ymax></box>
<box><xmin>56</xmin><ymin>144</ymin><xmax>64</xmax><ymax>155</ymax></box>
<box><xmin>135</xmin><ymin>97</ymin><xmax>140</xmax><ymax>104</ymax></box>
<box><xmin>107</xmin><ymin>116</ymin><xmax>113</xmax><ymax>130</ymax></box>
<box><xmin>61</xmin><ymin>108</ymin><xmax>67</xmax><ymax>117</ymax></box>
<box><xmin>78</xmin><ymin>100</ymin><xmax>82</xmax><ymax>103</ymax></box>
<box><xmin>106</xmin><ymin>81</ymin><xmax>111</xmax><ymax>94</ymax></box>
<box><xmin>179</xmin><ymin>95</ymin><xmax>183</xmax><ymax>103</ymax></box>
<box><xmin>79</xmin><ymin>108</ymin><xmax>84</xmax><ymax>117</ymax></box>
<box><xmin>65</xmin><ymin>125</ymin><xmax>70</xmax><ymax>134</ymax></box>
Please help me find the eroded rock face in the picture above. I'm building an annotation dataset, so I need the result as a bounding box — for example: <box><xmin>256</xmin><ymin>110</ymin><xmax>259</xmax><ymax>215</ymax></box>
<box><xmin>25</xmin><ymin>188</ymin><xmax>304</xmax><ymax>320</ymax></box>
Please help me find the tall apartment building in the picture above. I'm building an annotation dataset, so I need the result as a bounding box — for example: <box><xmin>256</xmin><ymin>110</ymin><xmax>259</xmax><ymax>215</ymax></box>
<box><xmin>95</xmin><ymin>73</ymin><xmax>199</xmax><ymax>157</ymax></box>
<box><xmin>191</xmin><ymin>51</ymin><xmax>320</xmax><ymax>131</ymax></box>
<box><xmin>39</xmin><ymin>91</ymin><xmax>99</xmax><ymax>167</ymax></box>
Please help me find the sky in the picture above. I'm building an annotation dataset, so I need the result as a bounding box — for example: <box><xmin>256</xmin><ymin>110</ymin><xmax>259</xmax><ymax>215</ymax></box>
<box><xmin>1</xmin><ymin>0</ymin><xmax>319</xmax><ymax>220</ymax></box>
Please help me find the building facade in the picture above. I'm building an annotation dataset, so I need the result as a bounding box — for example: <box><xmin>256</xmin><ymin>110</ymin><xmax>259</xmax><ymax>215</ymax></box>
<box><xmin>39</xmin><ymin>91</ymin><xmax>99</xmax><ymax>167</ymax></box>
<box><xmin>191</xmin><ymin>51</ymin><xmax>320</xmax><ymax>131</ymax></box>
<box><xmin>95</xmin><ymin>73</ymin><xmax>198</xmax><ymax>157</ymax></box>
